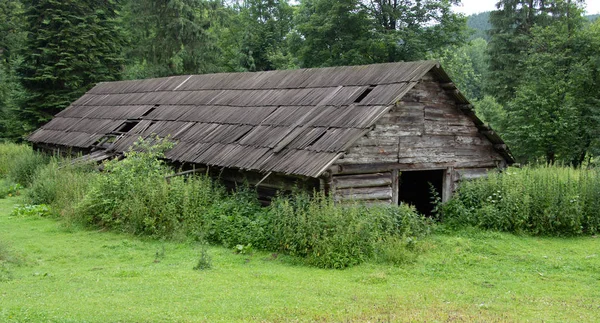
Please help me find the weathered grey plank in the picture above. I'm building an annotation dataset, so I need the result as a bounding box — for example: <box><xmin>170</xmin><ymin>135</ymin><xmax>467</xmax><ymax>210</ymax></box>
<box><xmin>332</xmin><ymin>173</ymin><xmax>392</xmax><ymax>189</ymax></box>
<box><xmin>335</xmin><ymin>186</ymin><xmax>393</xmax><ymax>201</ymax></box>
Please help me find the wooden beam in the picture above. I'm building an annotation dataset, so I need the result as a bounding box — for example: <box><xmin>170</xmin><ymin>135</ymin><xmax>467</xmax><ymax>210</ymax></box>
<box><xmin>331</xmin><ymin>161</ymin><xmax>499</xmax><ymax>175</ymax></box>
<box><xmin>164</xmin><ymin>167</ymin><xmax>207</xmax><ymax>180</ymax></box>
<box><xmin>335</xmin><ymin>186</ymin><xmax>393</xmax><ymax>201</ymax></box>
<box><xmin>332</xmin><ymin>173</ymin><xmax>392</xmax><ymax>189</ymax></box>
<box><xmin>442</xmin><ymin>167</ymin><xmax>454</xmax><ymax>203</ymax></box>
<box><xmin>392</xmin><ymin>169</ymin><xmax>399</xmax><ymax>205</ymax></box>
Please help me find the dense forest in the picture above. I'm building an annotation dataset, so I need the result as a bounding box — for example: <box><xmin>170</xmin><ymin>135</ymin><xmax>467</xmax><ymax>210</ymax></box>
<box><xmin>1</xmin><ymin>0</ymin><xmax>599</xmax><ymax>166</ymax></box>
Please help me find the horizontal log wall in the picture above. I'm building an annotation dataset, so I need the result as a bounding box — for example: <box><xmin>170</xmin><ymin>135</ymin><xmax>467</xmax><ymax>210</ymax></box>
<box><xmin>337</xmin><ymin>71</ymin><xmax>505</xmax><ymax>167</ymax></box>
<box><xmin>330</xmin><ymin>172</ymin><xmax>394</xmax><ymax>205</ymax></box>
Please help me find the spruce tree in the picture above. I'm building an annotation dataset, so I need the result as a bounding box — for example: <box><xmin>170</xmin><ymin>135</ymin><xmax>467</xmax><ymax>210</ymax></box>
<box><xmin>19</xmin><ymin>0</ymin><xmax>124</xmax><ymax>128</ymax></box>
<box><xmin>486</xmin><ymin>0</ymin><xmax>583</xmax><ymax>104</ymax></box>
<box><xmin>123</xmin><ymin>0</ymin><xmax>222</xmax><ymax>78</ymax></box>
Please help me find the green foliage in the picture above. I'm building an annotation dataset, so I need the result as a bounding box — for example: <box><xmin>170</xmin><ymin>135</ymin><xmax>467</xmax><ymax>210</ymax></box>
<box><xmin>443</xmin><ymin>166</ymin><xmax>600</xmax><ymax>236</ymax></box>
<box><xmin>291</xmin><ymin>0</ymin><xmax>467</xmax><ymax>68</ymax></box>
<box><xmin>0</xmin><ymin>183</ymin><xmax>23</xmax><ymax>199</ymax></box>
<box><xmin>503</xmin><ymin>18</ymin><xmax>600</xmax><ymax>165</ymax></box>
<box><xmin>6</xmin><ymin>148</ymin><xmax>48</xmax><ymax>187</ymax></box>
<box><xmin>193</xmin><ymin>245</ymin><xmax>212</xmax><ymax>270</ymax></box>
<box><xmin>19</xmin><ymin>0</ymin><xmax>125</xmax><ymax>128</ymax></box>
<box><xmin>0</xmin><ymin>142</ymin><xmax>32</xmax><ymax>176</ymax></box>
<box><xmin>76</xmin><ymin>137</ymin><xmax>182</xmax><ymax>236</ymax></box>
<box><xmin>365</xmin><ymin>0</ymin><xmax>467</xmax><ymax>63</ymax></box>
<box><xmin>10</xmin><ymin>204</ymin><xmax>52</xmax><ymax>217</ymax></box>
<box><xmin>123</xmin><ymin>0</ymin><xmax>223</xmax><ymax>77</ymax></box>
<box><xmin>0</xmin><ymin>0</ymin><xmax>28</xmax><ymax>141</ymax></box>
<box><xmin>486</xmin><ymin>0</ymin><xmax>585</xmax><ymax>104</ymax></box>
<box><xmin>472</xmin><ymin>95</ymin><xmax>506</xmax><ymax>131</ymax></box>
<box><xmin>57</xmin><ymin>138</ymin><xmax>429</xmax><ymax>269</ymax></box>
<box><xmin>26</xmin><ymin>158</ymin><xmax>96</xmax><ymax>220</ymax></box>
<box><xmin>466</xmin><ymin>11</ymin><xmax>491</xmax><ymax>41</ymax></box>
<box><xmin>205</xmin><ymin>188</ymin><xmax>264</xmax><ymax>247</ymax></box>
<box><xmin>265</xmin><ymin>192</ymin><xmax>429</xmax><ymax>268</ymax></box>
<box><xmin>291</xmin><ymin>0</ymin><xmax>374</xmax><ymax>67</ymax></box>
<box><xmin>428</xmin><ymin>38</ymin><xmax>488</xmax><ymax>101</ymax></box>
<box><xmin>0</xmin><ymin>56</ymin><xmax>29</xmax><ymax>140</ymax></box>
<box><xmin>218</xmin><ymin>0</ymin><xmax>295</xmax><ymax>72</ymax></box>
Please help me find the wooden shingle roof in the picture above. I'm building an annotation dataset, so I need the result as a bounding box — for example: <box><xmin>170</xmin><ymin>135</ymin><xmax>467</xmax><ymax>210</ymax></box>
<box><xmin>29</xmin><ymin>61</ymin><xmax>506</xmax><ymax>177</ymax></box>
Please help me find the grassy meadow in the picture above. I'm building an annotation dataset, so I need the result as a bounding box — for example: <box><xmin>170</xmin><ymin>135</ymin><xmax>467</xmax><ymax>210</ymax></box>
<box><xmin>1</xmin><ymin>194</ymin><xmax>599</xmax><ymax>322</ymax></box>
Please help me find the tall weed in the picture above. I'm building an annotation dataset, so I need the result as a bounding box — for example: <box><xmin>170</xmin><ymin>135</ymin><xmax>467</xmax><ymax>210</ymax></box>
<box><xmin>265</xmin><ymin>192</ymin><xmax>429</xmax><ymax>268</ymax></box>
<box><xmin>0</xmin><ymin>143</ymin><xmax>32</xmax><ymax>177</ymax></box>
<box><xmin>444</xmin><ymin>166</ymin><xmax>600</xmax><ymax>235</ymax></box>
<box><xmin>27</xmin><ymin>158</ymin><xmax>96</xmax><ymax>219</ymax></box>
<box><xmin>0</xmin><ymin>143</ymin><xmax>49</xmax><ymax>186</ymax></box>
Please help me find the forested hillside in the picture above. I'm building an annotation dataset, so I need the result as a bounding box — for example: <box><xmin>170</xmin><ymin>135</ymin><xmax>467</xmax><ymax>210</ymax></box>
<box><xmin>467</xmin><ymin>12</ymin><xmax>492</xmax><ymax>40</ymax></box>
<box><xmin>467</xmin><ymin>11</ymin><xmax>599</xmax><ymax>40</ymax></box>
<box><xmin>1</xmin><ymin>0</ymin><xmax>600</xmax><ymax>166</ymax></box>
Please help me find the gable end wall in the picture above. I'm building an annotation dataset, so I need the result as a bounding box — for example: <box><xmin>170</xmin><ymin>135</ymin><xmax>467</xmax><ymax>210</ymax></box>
<box><xmin>329</xmin><ymin>71</ymin><xmax>506</xmax><ymax>204</ymax></box>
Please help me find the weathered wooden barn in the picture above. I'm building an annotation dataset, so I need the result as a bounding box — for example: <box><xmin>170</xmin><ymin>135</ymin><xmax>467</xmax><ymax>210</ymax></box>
<box><xmin>28</xmin><ymin>61</ymin><xmax>513</xmax><ymax>213</ymax></box>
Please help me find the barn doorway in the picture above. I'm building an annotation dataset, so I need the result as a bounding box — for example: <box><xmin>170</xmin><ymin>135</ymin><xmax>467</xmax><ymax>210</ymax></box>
<box><xmin>398</xmin><ymin>170</ymin><xmax>443</xmax><ymax>216</ymax></box>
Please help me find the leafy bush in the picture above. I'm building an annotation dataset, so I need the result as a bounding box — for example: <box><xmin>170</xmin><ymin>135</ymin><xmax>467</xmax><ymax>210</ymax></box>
<box><xmin>10</xmin><ymin>204</ymin><xmax>52</xmax><ymax>217</ymax></box>
<box><xmin>76</xmin><ymin>137</ymin><xmax>179</xmax><ymax>236</ymax></box>
<box><xmin>0</xmin><ymin>183</ymin><xmax>22</xmax><ymax>198</ymax></box>
<box><xmin>205</xmin><ymin>188</ymin><xmax>264</xmax><ymax>248</ymax></box>
<box><xmin>264</xmin><ymin>192</ymin><xmax>430</xmax><ymax>269</ymax></box>
<box><xmin>443</xmin><ymin>166</ymin><xmax>600</xmax><ymax>236</ymax></box>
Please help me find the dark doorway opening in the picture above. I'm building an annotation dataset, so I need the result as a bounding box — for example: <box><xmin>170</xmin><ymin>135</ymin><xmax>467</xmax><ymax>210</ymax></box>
<box><xmin>398</xmin><ymin>170</ymin><xmax>443</xmax><ymax>216</ymax></box>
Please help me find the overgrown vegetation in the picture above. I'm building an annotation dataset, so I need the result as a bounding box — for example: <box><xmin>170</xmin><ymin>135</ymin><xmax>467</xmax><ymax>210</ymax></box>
<box><xmin>443</xmin><ymin>166</ymin><xmax>600</xmax><ymax>236</ymax></box>
<box><xmin>1</xmin><ymin>141</ymin><xmax>429</xmax><ymax>269</ymax></box>
<box><xmin>27</xmin><ymin>158</ymin><xmax>96</xmax><ymax>220</ymax></box>
<box><xmin>5</xmin><ymin>142</ymin><xmax>600</xmax><ymax>270</ymax></box>
<box><xmin>0</xmin><ymin>142</ymin><xmax>35</xmax><ymax>176</ymax></box>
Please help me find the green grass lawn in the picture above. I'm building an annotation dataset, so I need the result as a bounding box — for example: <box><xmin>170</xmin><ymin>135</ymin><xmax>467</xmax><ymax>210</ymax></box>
<box><xmin>0</xmin><ymin>196</ymin><xmax>599</xmax><ymax>322</ymax></box>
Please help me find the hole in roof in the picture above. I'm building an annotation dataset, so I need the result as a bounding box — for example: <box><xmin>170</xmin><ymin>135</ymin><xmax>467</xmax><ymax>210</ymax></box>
<box><xmin>116</xmin><ymin>121</ymin><xmax>140</xmax><ymax>133</ymax></box>
<box><xmin>141</xmin><ymin>106</ymin><xmax>158</xmax><ymax>117</ymax></box>
<box><xmin>354</xmin><ymin>86</ymin><xmax>375</xmax><ymax>103</ymax></box>
<box><xmin>93</xmin><ymin>134</ymin><xmax>118</xmax><ymax>148</ymax></box>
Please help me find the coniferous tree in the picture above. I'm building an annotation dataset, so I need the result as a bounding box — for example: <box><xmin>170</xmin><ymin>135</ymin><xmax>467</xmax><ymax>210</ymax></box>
<box><xmin>0</xmin><ymin>0</ymin><xmax>28</xmax><ymax>139</ymax></box>
<box><xmin>19</xmin><ymin>0</ymin><xmax>124</xmax><ymax>128</ymax></box>
<box><xmin>486</xmin><ymin>0</ymin><xmax>584</xmax><ymax>104</ymax></box>
<box><xmin>123</xmin><ymin>0</ymin><xmax>223</xmax><ymax>77</ymax></box>
<box><xmin>503</xmin><ymin>8</ymin><xmax>600</xmax><ymax>166</ymax></box>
